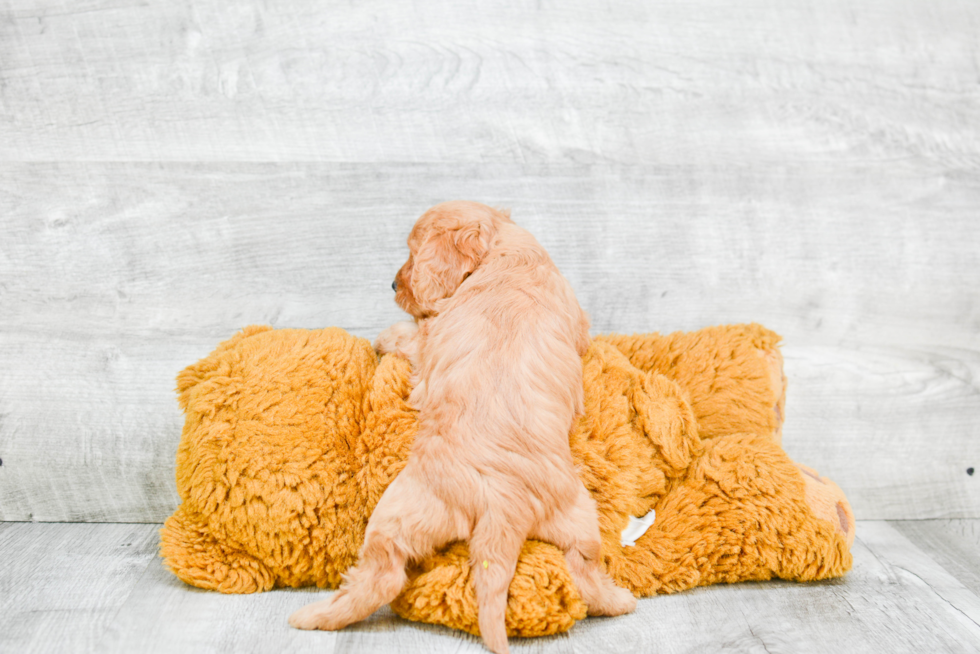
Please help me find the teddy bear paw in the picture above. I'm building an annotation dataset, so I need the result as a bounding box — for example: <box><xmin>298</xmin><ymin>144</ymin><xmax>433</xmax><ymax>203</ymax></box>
<box><xmin>795</xmin><ymin>463</ymin><xmax>856</xmax><ymax>549</ymax></box>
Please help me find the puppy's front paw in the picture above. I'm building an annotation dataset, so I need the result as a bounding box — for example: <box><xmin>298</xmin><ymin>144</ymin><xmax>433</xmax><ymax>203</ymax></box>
<box><xmin>374</xmin><ymin>321</ymin><xmax>419</xmax><ymax>359</ymax></box>
<box><xmin>288</xmin><ymin>599</ymin><xmax>340</xmax><ymax>631</ymax></box>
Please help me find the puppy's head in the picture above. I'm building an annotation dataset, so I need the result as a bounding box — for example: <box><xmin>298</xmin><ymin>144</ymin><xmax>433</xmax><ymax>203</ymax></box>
<box><xmin>393</xmin><ymin>201</ymin><xmax>509</xmax><ymax>318</ymax></box>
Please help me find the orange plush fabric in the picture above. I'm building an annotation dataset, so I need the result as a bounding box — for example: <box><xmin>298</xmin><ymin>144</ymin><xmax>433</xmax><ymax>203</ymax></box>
<box><xmin>161</xmin><ymin>323</ymin><xmax>854</xmax><ymax>637</ymax></box>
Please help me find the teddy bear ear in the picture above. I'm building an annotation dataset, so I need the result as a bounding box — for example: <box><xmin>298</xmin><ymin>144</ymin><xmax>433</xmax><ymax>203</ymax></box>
<box><xmin>175</xmin><ymin>325</ymin><xmax>273</xmax><ymax>410</ymax></box>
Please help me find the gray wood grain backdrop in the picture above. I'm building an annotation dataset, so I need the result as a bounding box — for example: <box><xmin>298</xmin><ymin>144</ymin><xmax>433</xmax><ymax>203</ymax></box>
<box><xmin>1</xmin><ymin>0</ymin><xmax>978</xmax><ymax>523</ymax></box>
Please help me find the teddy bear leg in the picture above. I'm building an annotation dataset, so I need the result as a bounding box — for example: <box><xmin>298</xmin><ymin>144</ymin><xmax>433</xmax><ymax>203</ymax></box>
<box><xmin>533</xmin><ymin>485</ymin><xmax>637</xmax><ymax>617</ymax></box>
<box><xmin>159</xmin><ymin>504</ymin><xmax>276</xmax><ymax>593</ymax></box>
<box><xmin>795</xmin><ymin>463</ymin><xmax>856</xmax><ymax>548</ymax></box>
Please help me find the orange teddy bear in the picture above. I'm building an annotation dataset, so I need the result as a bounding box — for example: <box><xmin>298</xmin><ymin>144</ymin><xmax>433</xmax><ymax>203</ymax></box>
<box><xmin>161</xmin><ymin>323</ymin><xmax>853</xmax><ymax>637</ymax></box>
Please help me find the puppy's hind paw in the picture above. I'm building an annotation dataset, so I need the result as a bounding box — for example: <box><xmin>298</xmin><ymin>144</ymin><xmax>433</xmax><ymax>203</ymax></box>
<box><xmin>590</xmin><ymin>584</ymin><xmax>637</xmax><ymax>617</ymax></box>
<box><xmin>288</xmin><ymin>600</ymin><xmax>341</xmax><ymax>631</ymax></box>
<box><xmin>610</xmin><ymin>585</ymin><xmax>638</xmax><ymax>616</ymax></box>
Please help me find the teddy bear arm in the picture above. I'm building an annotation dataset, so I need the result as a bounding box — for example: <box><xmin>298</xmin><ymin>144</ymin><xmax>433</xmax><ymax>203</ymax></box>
<box><xmin>598</xmin><ymin>324</ymin><xmax>786</xmax><ymax>442</ymax></box>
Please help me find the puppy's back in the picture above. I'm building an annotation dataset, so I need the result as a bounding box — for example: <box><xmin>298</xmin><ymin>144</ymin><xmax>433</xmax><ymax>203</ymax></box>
<box><xmin>412</xmin><ymin>221</ymin><xmax>588</xmax><ymax>460</ymax></box>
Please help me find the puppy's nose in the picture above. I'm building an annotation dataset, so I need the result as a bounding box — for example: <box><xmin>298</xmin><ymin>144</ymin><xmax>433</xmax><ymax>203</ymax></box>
<box><xmin>392</xmin><ymin>279</ymin><xmax>398</xmax><ymax>292</ymax></box>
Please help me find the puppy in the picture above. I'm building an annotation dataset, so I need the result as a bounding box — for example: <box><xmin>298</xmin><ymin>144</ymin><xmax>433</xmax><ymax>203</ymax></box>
<box><xmin>289</xmin><ymin>201</ymin><xmax>636</xmax><ymax>654</ymax></box>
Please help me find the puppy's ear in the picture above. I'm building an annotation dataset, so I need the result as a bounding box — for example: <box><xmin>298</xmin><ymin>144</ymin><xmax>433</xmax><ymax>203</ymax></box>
<box><xmin>452</xmin><ymin>221</ymin><xmax>492</xmax><ymax>263</ymax></box>
<box><xmin>412</xmin><ymin>221</ymin><xmax>492</xmax><ymax>309</ymax></box>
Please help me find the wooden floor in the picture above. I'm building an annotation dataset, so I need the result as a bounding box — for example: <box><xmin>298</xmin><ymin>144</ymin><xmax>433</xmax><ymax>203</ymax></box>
<box><xmin>2</xmin><ymin>520</ymin><xmax>979</xmax><ymax>654</ymax></box>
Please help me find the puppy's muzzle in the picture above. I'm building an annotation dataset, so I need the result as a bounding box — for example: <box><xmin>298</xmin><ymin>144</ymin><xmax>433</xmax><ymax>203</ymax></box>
<box><xmin>392</xmin><ymin>279</ymin><xmax>398</xmax><ymax>292</ymax></box>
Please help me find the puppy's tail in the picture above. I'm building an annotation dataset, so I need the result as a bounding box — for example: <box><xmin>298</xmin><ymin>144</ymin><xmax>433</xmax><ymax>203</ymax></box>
<box><xmin>469</xmin><ymin>517</ymin><xmax>525</xmax><ymax>654</ymax></box>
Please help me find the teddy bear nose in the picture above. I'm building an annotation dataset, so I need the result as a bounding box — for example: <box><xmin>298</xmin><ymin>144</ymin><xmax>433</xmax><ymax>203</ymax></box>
<box><xmin>392</xmin><ymin>279</ymin><xmax>398</xmax><ymax>292</ymax></box>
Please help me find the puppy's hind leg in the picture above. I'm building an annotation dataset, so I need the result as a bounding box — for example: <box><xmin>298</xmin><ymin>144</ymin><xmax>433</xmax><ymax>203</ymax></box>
<box><xmin>289</xmin><ymin>527</ymin><xmax>408</xmax><ymax>631</ymax></box>
<box><xmin>535</xmin><ymin>484</ymin><xmax>637</xmax><ymax>617</ymax></box>
<box><xmin>289</xmin><ymin>471</ymin><xmax>455</xmax><ymax>631</ymax></box>
<box><xmin>469</xmin><ymin>513</ymin><xmax>529</xmax><ymax>654</ymax></box>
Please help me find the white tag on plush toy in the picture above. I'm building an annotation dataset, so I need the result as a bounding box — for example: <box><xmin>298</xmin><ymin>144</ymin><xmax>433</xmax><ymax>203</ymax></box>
<box><xmin>620</xmin><ymin>509</ymin><xmax>656</xmax><ymax>547</ymax></box>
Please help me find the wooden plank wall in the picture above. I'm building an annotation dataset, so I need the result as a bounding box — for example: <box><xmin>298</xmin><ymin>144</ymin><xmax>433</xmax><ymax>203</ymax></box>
<box><xmin>1</xmin><ymin>0</ymin><xmax>978</xmax><ymax>522</ymax></box>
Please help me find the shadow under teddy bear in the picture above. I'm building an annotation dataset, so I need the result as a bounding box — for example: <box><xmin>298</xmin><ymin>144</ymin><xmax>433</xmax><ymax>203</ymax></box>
<box><xmin>161</xmin><ymin>323</ymin><xmax>853</xmax><ymax>638</ymax></box>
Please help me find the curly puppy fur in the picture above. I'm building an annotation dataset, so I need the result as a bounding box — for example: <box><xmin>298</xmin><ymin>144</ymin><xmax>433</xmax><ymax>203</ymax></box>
<box><xmin>289</xmin><ymin>201</ymin><xmax>636</xmax><ymax>653</ymax></box>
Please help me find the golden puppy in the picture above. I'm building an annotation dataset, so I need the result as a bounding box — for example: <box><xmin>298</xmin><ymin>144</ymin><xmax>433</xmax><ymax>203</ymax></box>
<box><xmin>289</xmin><ymin>201</ymin><xmax>636</xmax><ymax>654</ymax></box>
